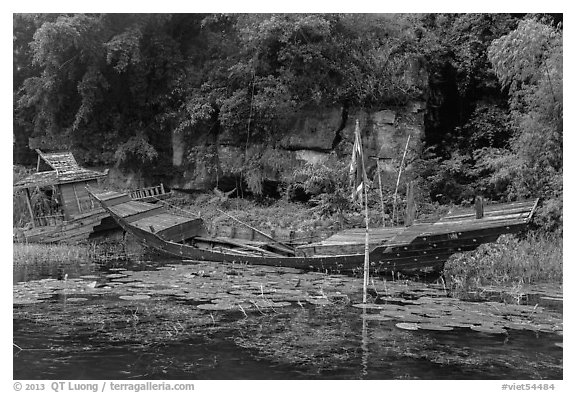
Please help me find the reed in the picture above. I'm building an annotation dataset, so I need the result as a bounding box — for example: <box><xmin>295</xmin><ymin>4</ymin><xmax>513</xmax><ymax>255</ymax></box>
<box><xmin>444</xmin><ymin>232</ymin><xmax>562</xmax><ymax>299</ymax></box>
<box><xmin>13</xmin><ymin>242</ymin><xmax>94</xmax><ymax>265</ymax></box>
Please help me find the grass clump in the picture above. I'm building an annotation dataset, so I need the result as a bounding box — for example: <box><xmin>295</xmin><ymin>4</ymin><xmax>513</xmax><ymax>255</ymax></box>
<box><xmin>13</xmin><ymin>243</ymin><xmax>93</xmax><ymax>265</ymax></box>
<box><xmin>167</xmin><ymin>193</ymin><xmax>353</xmax><ymax>235</ymax></box>
<box><xmin>443</xmin><ymin>232</ymin><xmax>562</xmax><ymax>299</ymax></box>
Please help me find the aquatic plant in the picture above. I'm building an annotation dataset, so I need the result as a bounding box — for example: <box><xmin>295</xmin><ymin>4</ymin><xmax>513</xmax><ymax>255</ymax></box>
<box><xmin>443</xmin><ymin>232</ymin><xmax>562</xmax><ymax>299</ymax></box>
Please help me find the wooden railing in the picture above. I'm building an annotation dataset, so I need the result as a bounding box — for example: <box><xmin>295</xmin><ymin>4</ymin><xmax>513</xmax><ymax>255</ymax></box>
<box><xmin>34</xmin><ymin>213</ymin><xmax>65</xmax><ymax>227</ymax></box>
<box><xmin>130</xmin><ymin>184</ymin><xmax>169</xmax><ymax>201</ymax></box>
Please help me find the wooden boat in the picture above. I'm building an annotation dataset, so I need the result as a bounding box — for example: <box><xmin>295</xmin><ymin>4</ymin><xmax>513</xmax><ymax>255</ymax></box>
<box><xmin>13</xmin><ymin>149</ymin><xmax>171</xmax><ymax>243</ymax></box>
<box><xmin>88</xmin><ymin>188</ymin><xmax>539</xmax><ymax>274</ymax></box>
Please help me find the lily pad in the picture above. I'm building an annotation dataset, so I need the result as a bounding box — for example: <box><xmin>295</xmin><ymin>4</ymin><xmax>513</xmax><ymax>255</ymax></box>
<box><xmin>362</xmin><ymin>314</ymin><xmax>394</xmax><ymax>322</ymax></box>
<box><xmin>444</xmin><ymin>322</ymin><xmax>473</xmax><ymax>328</ymax></box>
<box><xmin>352</xmin><ymin>303</ymin><xmax>403</xmax><ymax>310</ymax></box>
<box><xmin>66</xmin><ymin>297</ymin><xmax>89</xmax><ymax>302</ymax></box>
<box><xmin>197</xmin><ymin>303</ymin><xmax>236</xmax><ymax>311</ymax></box>
<box><xmin>119</xmin><ymin>294</ymin><xmax>151</xmax><ymax>301</ymax></box>
<box><xmin>379</xmin><ymin>310</ymin><xmax>410</xmax><ymax>318</ymax></box>
<box><xmin>417</xmin><ymin>323</ymin><xmax>454</xmax><ymax>331</ymax></box>
<box><xmin>395</xmin><ymin>322</ymin><xmax>419</xmax><ymax>331</ymax></box>
<box><xmin>14</xmin><ymin>298</ymin><xmax>45</xmax><ymax>305</ymax></box>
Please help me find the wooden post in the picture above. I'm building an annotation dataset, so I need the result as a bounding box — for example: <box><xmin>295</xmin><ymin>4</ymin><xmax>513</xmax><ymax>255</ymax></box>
<box><xmin>475</xmin><ymin>196</ymin><xmax>484</xmax><ymax>219</ymax></box>
<box><xmin>24</xmin><ymin>189</ymin><xmax>36</xmax><ymax>228</ymax></box>
<box><xmin>85</xmin><ymin>183</ymin><xmax>95</xmax><ymax>209</ymax></box>
<box><xmin>392</xmin><ymin>135</ymin><xmax>411</xmax><ymax>226</ymax></box>
<box><xmin>405</xmin><ymin>181</ymin><xmax>416</xmax><ymax>226</ymax></box>
<box><xmin>72</xmin><ymin>184</ymin><xmax>82</xmax><ymax>213</ymax></box>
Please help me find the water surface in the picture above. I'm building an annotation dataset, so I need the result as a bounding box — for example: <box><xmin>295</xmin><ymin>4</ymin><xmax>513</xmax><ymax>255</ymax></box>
<box><xmin>13</xmin><ymin>256</ymin><xmax>563</xmax><ymax>380</ymax></box>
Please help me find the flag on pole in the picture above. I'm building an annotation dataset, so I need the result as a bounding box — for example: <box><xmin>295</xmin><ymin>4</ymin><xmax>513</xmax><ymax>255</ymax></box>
<box><xmin>349</xmin><ymin>119</ymin><xmax>371</xmax><ymax>304</ymax></box>
<box><xmin>350</xmin><ymin>120</ymin><xmax>366</xmax><ymax>203</ymax></box>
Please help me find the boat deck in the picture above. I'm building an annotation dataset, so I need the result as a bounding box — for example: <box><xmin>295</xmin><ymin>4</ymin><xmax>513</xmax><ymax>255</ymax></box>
<box><xmin>296</xmin><ymin>199</ymin><xmax>538</xmax><ymax>257</ymax></box>
<box><xmin>295</xmin><ymin>227</ymin><xmax>404</xmax><ymax>257</ymax></box>
<box><xmin>90</xmin><ymin>189</ymin><xmax>208</xmax><ymax>242</ymax></box>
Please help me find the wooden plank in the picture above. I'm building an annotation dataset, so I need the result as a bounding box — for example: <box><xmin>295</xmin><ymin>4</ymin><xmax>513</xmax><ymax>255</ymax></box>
<box><xmin>109</xmin><ymin>201</ymin><xmax>163</xmax><ymax>218</ymax></box>
<box><xmin>72</xmin><ymin>184</ymin><xmax>82</xmax><ymax>213</ymax></box>
<box><xmin>194</xmin><ymin>236</ymin><xmax>284</xmax><ymax>257</ymax></box>
<box><xmin>102</xmin><ymin>194</ymin><xmax>132</xmax><ymax>206</ymax></box>
<box><xmin>439</xmin><ymin>206</ymin><xmax>533</xmax><ymax>222</ymax></box>
<box><xmin>527</xmin><ymin>198</ymin><xmax>539</xmax><ymax>221</ymax></box>
<box><xmin>124</xmin><ymin>205</ymin><xmax>165</xmax><ymax>223</ymax></box>
<box><xmin>428</xmin><ymin>215</ymin><xmax>529</xmax><ymax>232</ymax></box>
<box><xmin>60</xmin><ymin>212</ymin><xmax>109</xmax><ymax>231</ymax></box>
<box><xmin>61</xmin><ymin>184</ymin><xmax>79</xmax><ymax>216</ymax></box>
<box><xmin>69</xmin><ymin>207</ymin><xmax>106</xmax><ymax>220</ymax></box>
<box><xmin>156</xmin><ymin>218</ymin><xmax>208</xmax><ymax>242</ymax></box>
<box><xmin>441</xmin><ymin>201</ymin><xmax>536</xmax><ymax>221</ymax></box>
<box><xmin>131</xmin><ymin>213</ymin><xmax>196</xmax><ymax>233</ymax></box>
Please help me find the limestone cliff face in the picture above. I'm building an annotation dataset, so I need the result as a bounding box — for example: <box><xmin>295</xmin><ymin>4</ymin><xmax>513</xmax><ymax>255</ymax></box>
<box><xmin>169</xmin><ymin>101</ymin><xmax>426</xmax><ymax>192</ymax></box>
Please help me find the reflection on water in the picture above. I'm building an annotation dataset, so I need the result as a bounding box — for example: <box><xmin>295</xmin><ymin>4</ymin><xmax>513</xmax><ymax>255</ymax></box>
<box><xmin>13</xmin><ymin>256</ymin><xmax>562</xmax><ymax>380</ymax></box>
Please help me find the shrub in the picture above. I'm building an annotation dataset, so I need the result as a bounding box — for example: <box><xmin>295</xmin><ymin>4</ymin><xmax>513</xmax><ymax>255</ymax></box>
<box><xmin>443</xmin><ymin>232</ymin><xmax>562</xmax><ymax>299</ymax></box>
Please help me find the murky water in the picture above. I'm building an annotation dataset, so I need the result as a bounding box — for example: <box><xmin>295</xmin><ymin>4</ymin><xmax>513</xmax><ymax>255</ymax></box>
<box><xmin>13</xmin><ymin>255</ymin><xmax>562</xmax><ymax>380</ymax></box>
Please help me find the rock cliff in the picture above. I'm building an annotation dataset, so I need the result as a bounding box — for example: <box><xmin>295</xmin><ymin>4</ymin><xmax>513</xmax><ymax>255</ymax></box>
<box><xmin>168</xmin><ymin>101</ymin><xmax>426</xmax><ymax>194</ymax></box>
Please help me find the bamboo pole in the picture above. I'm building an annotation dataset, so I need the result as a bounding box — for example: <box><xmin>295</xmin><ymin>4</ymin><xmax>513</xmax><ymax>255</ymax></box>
<box><xmin>362</xmin><ymin>174</ymin><xmax>370</xmax><ymax>304</ymax></box>
<box><xmin>392</xmin><ymin>135</ymin><xmax>411</xmax><ymax>226</ymax></box>
<box><xmin>376</xmin><ymin>159</ymin><xmax>386</xmax><ymax>228</ymax></box>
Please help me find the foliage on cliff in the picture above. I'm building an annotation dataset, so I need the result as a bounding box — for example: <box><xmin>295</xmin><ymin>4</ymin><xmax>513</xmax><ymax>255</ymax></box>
<box><xmin>13</xmin><ymin>13</ymin><xmax>562</xmax><ymax>229</ymax></box>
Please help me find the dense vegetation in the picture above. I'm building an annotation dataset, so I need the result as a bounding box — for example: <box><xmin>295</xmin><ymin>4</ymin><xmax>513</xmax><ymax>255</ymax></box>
<box><xmin>444</xmin><ymin>233</ymin><xmax>562</xmax><ymax>298</ymax></box>
<box><xmin>13</xmin><ymin>13</ymin><xmax>562</xmax><ymax>232</ymax></box>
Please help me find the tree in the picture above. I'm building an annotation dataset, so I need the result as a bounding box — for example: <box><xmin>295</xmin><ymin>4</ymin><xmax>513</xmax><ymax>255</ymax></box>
<box><xmin>487</xmin><ymin>18</ymin><xmax>562</xmax><ymax>230</ymax></box>
<box><xmin>16</xmin><ymin>14</ymin><xmax>205</xmax><ymax>172</ymax></box>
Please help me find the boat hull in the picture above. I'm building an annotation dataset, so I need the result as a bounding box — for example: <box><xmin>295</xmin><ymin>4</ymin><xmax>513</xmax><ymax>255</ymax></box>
<box><xmin>15</xmin><ymin>209</ymin><xmax>116</xmax><ymax>244</ymax></box>
<box><xmin>88</xmin><ymin>189</ymin><xmax>538</xmax><ymax>274</ymax></box>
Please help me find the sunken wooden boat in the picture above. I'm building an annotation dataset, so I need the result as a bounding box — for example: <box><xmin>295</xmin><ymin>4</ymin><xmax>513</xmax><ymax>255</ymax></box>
<box><xmin>88</xmin><ymin>188</ymin><xmax>539</xmax><ymax>274</ymax></box>
<box><xmin>13</xmin><ymin>150</ymin><xmax>172</xmax><ymax>244</ymax></box>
